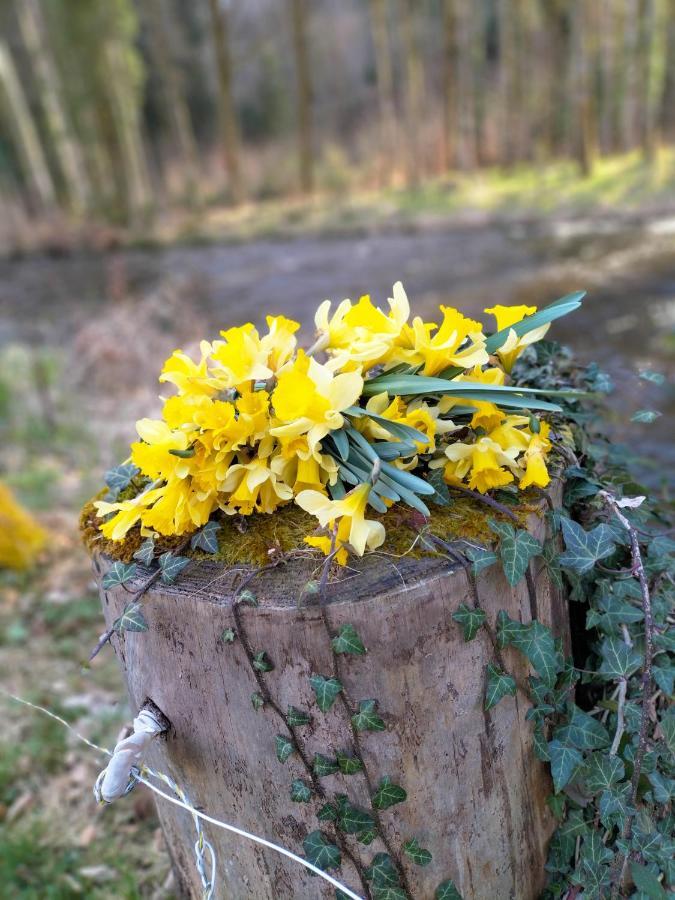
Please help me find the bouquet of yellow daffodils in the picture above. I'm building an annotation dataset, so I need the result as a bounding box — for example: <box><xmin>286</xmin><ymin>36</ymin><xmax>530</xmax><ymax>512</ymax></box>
<box><xmin>94</xmin><ymin>284</ymin><xmax>583</xmax><ymax>565</ymax></box>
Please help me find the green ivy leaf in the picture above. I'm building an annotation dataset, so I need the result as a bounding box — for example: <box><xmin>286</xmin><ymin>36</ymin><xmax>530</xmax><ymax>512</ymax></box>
<box><xmin>238</xmin><ymin>589</ymin><xmax>258</xmax><ymax>607</ymax></box>
<box><xmin>631</xmin><ymin>409</ymin><xmax>662</xmax><ymax>424</ymax></box>
<box><xmin>331</xmin><ymin>623</ymin><xmax>366</xmax><ymax>655</ymax></box>
<box><xmin>252</xmin><ymin>651</ymin><xmax>273</xmax><ymax>672</ymax></box>
<box><xmin>660</xmin><ymin>709</ymin><xmax>675</xmax><ymax>754</ymax></box>
<box><xmin>372</xmin><ymin>776</ymin><xmax>407</xmax><ymax>810</ymax></box>
<box><xmin>548</xmin><ymin>740</ymin><xmax>583</xmax><ymax>793</ymax></box>
<box><xmin>583</xmin><ymin>752</ymin><xmax>625</xmax><ymax>793</ymax></box>
<box><xmin>190</xmin><ymin>520</ymin><xmax>221</xmax><ymax>553</ymax></box>
<box><xmin>339</xmin><ymin>802</ymin><xmax>375</xmax><ymax>835</ymax></box>
<box><xmin>598</xmin><ymin>637</ymin><xmax>643</xmax><ymax>679</ymax></box>
<box><xmin>317</xmin><ymin>802</ymin><xmax>337</xmax><ymax>822</ymax></box>
<box><xmin>532</xmin><ymin>721</ymin><xmax>550</xmax><ymax>761</ymax></box>
<box><xmin>309</xmin><ymin>674</ymin><xmax>343</xmax><ymax>712</ymax></box>
<box><xmin>104</xmin><ymin>462</ymin><xmax>139</xmax><ymax>492</ymax></box>
<box><xmin>102</xmin><ymin>561</ymin><xmax>137</xmax><ymax>590</ymax></box>
<box><xmin>133</xmin><ymin>538</ymin><xmax>155</xmax><ymax>566</ymax></box>
<box><xmin>542</xmin><ymin>540</ymin><xmax>564</xmax><ymax>590</ymax></box>
<box><xmin>221</xmin><ymin>627</ymin><xmax>235</xmax><ymax>643</ymax></box>
<box><xmin>559</xmin><ymin>519</ymin><xmax>617</xmax><ymax>574</ymax></box>
<box><xmin>510</xmin><ymin>620</ymin><xmax>563</xmax><ymax>687</ymax></box>
<box><xmin>485</xmin><ymin>663</ymin><xmax>516</xmax><ymax>710</ymax></box>
<box><xmin>351</xmin><ymin>698</ymin><xmax>385</xmax><ymax>732</ymax></box>
<box><xmin>336</xmin><ymin>750</ymin><xmax>364</xmax><ymax>775</ymax></box>
<box><xmin>554</xmin><ymin>704</ymin><xmax>610</xmax><ymax>750</ymax></box>
<box><xmin>313</xmin><ymin>753</ymin><xmax>339</xmax><ymax>777</ymax></box>
<box><xmin>403</xmin><ymin>837</ymin><xmax>432</xmax><ymax>866</ymax></box>
<box><xmin>251</xmin><ymin>692</ymin><xmax>264</xmax><ymax>711</ymax></box>
<box><xmin>357</xmin><ymin>829</ymin><xmax>377</xmax><ymax>845</ymax></box>
<box><xmin>112</xmin><ymin>602</ymin><xmax>148</xmax><ymax>633</ymax></box>
<box><xmin>275</xmin><ymin>735</ymin><xmax>294</xmax><ymax>763</ymax></box>
<box><xmin>303</xmin><ymin>830</ymin><xmax>341</xmax><ymax>871</ymax></box>
<box><xmin>290</xmin><ymin>779</ymin><xmax>312</xmax><ymax>802</ymax></box>
<box><xmin>428</xmin><ymin>468</ymin><xmax>452</xmax><ymax>506</ymax></box>
<box><xmin>495</xmin><ymin>609</ymin><xmax>524</xmax><ymax>648</ymax></box>
<box><xmin>158</xmin><ymin>551</ymin><xmax>190</xmax><ymax>584</ymax></box>
<box><xmin>465</xmin><ymin>546</ymin><xmax>498</xmax><ymax>576</ymax></box>
<box><xmin>638</xmin><ymin>370</ymin><xmax>665</xmax><ymax>386</ymax></box>
<box><xmin>372</xmin><ymin>887</ymin><xmax>408</xmax><ymax>900</ymax></box>
<box><xmin>630</xmin><ymin>862</ymin><xmax>667</xmax><ymax>899</ymax></box>
<box><xmin>451</xmin><ymin>603</ymin><xmax>486</xmax><ymax>641</ymax></box>
<box><xmin>435</xmin><ymin>880</ymin><xmax>463</xmax><ymax>899</ymax></box>
<box><xmin>286</xmin><ymin>705</ymin><xmax>311</xmax><ymax>726</ymax></box>
<box><xmin>365</xmin><ymin>852</ymin><xmax>399</xmax><ymax>888</ymax></box>
<box><xmin>488</xmin><ymin>519</ymin><xmax>542</xmax><ymax>586</ymax></box>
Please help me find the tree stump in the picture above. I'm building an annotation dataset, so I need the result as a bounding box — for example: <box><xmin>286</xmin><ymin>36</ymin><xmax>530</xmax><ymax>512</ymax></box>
<box><xmin>92</xmin><ymin>498</ymin><xmax>568</xmax><ymax>900</ymax></box>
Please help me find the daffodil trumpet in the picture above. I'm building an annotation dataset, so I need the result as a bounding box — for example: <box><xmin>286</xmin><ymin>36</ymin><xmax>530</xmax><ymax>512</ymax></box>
<box><xmin>95</xmin><ymin>284</ymin><xmax>584</xmax><ymax>566</ymax></box>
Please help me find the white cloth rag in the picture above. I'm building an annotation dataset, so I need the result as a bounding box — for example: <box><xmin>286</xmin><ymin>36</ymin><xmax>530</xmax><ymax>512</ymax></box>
<box><xmin>99</xmin><ymin>709</ymin><xmax>164</xmax><ymax>802</ymax></box>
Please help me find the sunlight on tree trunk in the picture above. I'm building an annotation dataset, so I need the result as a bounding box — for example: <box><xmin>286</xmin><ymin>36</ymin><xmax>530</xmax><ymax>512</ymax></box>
<box><xmin>208</xmin><ymin>0</ymin><xmax>244</xmax><ymax>204</ymax></box>
<box><xmin>571</xmin><ymin>1</ymin><xmax>597</xmax><ymax>177</ymax></box>
<box><xmin>368</xmin><ymin>0</ymin><xmax>397</xmax><ymax>183</ymax></box>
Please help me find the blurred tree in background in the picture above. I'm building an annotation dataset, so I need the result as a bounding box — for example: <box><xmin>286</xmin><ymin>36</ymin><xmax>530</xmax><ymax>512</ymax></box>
<box><xmin>0</xmin><ymin>0</ymin><xmax>674</xmax><ymax>231</ymax></box>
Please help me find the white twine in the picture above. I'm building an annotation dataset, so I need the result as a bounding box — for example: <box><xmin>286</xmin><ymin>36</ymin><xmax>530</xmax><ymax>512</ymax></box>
<box><xmin>0</xmin><ymin>689</ymin><xmax>364</xmax><ymax>900</ymax></box>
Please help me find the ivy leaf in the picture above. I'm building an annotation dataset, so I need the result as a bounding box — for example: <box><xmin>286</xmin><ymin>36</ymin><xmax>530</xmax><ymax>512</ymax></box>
<box><xmin>630</xmin><ymin>862</ymin><xmax>667</xmax><ymax>899</ymax></box>
<box><xmin>465</xmin><ymin>546</ymin><xmax>498</xmax><ymax>576</ymax></box>
<box><xmin>286</xmin><ymin>705</ymin><xmax>311</xmax><ymax>726</ymax></box>
<box><xmin>435</xmin><ymin>880</ymin><xmax>463</xmax><ymax>900</ymax></box>
<box><xmin>660</xmin><ymin>709</ymin><xmax>675</xmax><ymax>754</ymax></box>
<box><xmin>133</xmin><ymin>538</ymin><xmax>155</xmax><ymax>566</ymax></box>
<box><xmin>495</xmin><ymin>610</ymin><xmax>524</xmax><ymax>648</ymax></box>
<box><xmin>102</xmin><ymin>561</ymin><xmax>137</xmax><ymax>590</ymax></box>
<box><xmin>221</xmin><ymin>627</ymin><xmax>235</xmax><ymax>643</ymax></box>
<box><xmin>365</xmin><ymin>853</ymin><xmax>399</xmax><ymax>888</ymax></box>
<box><xmin>554</xmin><ymin>704</ymin><xmax>610</xmax><ymax>750</ymax></box>
<box><xmin>428</xmin><ymin>468</ymin><xmax>452</xmax><ymax>506</ymax></box>
<box><xmin>532</xmin><ymin>721</ymin><xmax>550</xmax><ymax>762</ymax></box>
<box><xmin>309</xmin><ymin>674</ymin><xmax>343</xmax><ymax>712</ymax></box>
<box><xmin>251</xmin><ymin>692</ymin><xmax>264</xmax><ymax>711</ymax></box>
<box><xmin>290</xmin><ymin>779</ymin><xmax>312</xmax><ymax>803</ymax></box>
<box><xmin>371</xmin><ymin>887</ymin><xmax>408</xmax><ymax>900</ymax></box>
<box><xmin>158</xmin><ymin>551</ymin><xmax>190</xmax><ymax>584</ymax></box>
<box><xmin>317</xmin><ymin>803</ymin><xmax>337</xmax><ymax>822</ymax></box>
<box><xmin>638</xmin><ymin>370</ymin><xmax>665</xmax><ymax>386</ymax></box>
<box><xmin>403</xmin><ymin>837</ymin><xmax>432</xmax><ymax>866</ymax></box>
<box><xmin>303</xmin><ymin>830</ymin><xmax>341</xmax><ymax>871</ymax></box>
<box><xmin>548</xmin><ymin>740</ymin><xmax>583</xmax><ymax>793</ymax></box>
<box><xmin>598</xmin><ymin>637</ymin><xmax>643</xmax><ymax>679</ymax></box>
<box><xmin>275</xmin><ymin>735</ymin><xmax>294</xmax><ymax>763</ymax></box>
<box><xmin>542</xmin><ymin>540</ymin><xmax>564</xmax><ymax>591</ymax></box>
<box><xmin>313</xmin><ymin>753</ymin><xmax>339</xmax><ymax>777</ymax></box>
<box><xmin>112</xmin><ymin>602</ymin><xmax>148</xmax><ymax>633</ymax></box>
<box><xmin>190</xmin><ymin>520</ymin><xmax>221</xmax><ymax>554</ymax></box>
<box><xmin>583</xmin><ymin>752</ymin><xmax>625</xmax><ymax>793</ymax></box>
<box><xmin>252</xmin><ymin>651</ymin><xmax>273</xmax><ymax>672</ymax></box>
<box><xmin>372</xmin><ymin>776</ymin><xmax>407</xmax><ymax>810</ymax></box>
<box><xmin>104</xmin><ymin>462</ymin><xmax>139</xmax><ymax>492</ymax></box>
<box><xmin>331</xmin><ymin>623</ymin><xmax>366</xmax><ymax>655</ymax></box>
<box><xmin>356</xmin><ymin>829</ymin><xmax>377</xmax><ymax>846</ymax></box>
<box><xmin>631</xmin><ymin>409</ymin><xmax>662</xmax><ymax>424</ymax></box>
<box><xmin>451</xmin><ymin>603</ymin><xmax>486</xmax><ymax>641</ymax></box>
<box><xmin>559</xmin><ymin>519</ymin><xmax>617</xmax><ymax>574</ymax></box>
<box><xmin>488</xmin><ymin>519</ymin><xmax>542</xmax><ymax>586</ymax></box>
<box><xmin>336</xmin><ymin>750</ymin><xmax>363</xmax><ymax>775</ymax></box>
<box><xmin>510</xmin><ymin>620</ymin><xmax>563</xmax><ymax>687</ymax></box>
<box><xmin>339</xmin><ymin>802</ymin><xmax>375</xmax><ymax>835</ymax></box>
<box><xmin>485</xmin><ymin>663</ymin><xmax>516</xmax><ymax>710</ymax></box>
<box><xmin>352</xmin><ymin>698</ymin><xmax>386</xmax><ymax>732</ymax></box>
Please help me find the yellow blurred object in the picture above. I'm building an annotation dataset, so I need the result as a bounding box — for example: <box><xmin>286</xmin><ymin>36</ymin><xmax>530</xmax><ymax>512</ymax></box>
<box><xmin>0</xmin><ymin>482</ymin><xmax>47</xmax><ymax>570</ymax></box>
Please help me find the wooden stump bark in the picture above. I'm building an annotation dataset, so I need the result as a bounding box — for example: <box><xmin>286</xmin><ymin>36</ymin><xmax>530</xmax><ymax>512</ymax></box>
<box><xmin>93</xmin><ymin>500</ymin><xmax>568</xmax><ymax>900</ymax></box>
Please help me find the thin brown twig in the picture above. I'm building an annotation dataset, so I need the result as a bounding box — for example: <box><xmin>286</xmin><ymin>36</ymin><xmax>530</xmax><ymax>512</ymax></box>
<box><xmin>448</xmin><ymin>484</ymin><xmax>519</xmax><ymax>522</ymax></box>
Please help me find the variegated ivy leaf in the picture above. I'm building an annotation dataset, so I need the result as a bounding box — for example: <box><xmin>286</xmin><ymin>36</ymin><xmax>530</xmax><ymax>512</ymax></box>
<box><xmin>133</xmin><ymin>538</ymin><xmax>155</xmax><ymax>566</ymax></box>
<box><xmin>559</xmin><ymin>519</ymin><xmax>617</xmax><ymax>574</ymax></box>
<box><xmin>290</xmin><ymin>779</ymin><xmax>312</xmax><ymax>803</ymax></box>
<box><xmin>548</xmin><ymin>740</ymin><xmax>583</xmax><ymax>793</ymax></box>
<box><xmin>303</xmin><ymin>830</ymin><xmax>341</xmax><ymax>871</ymax></box>
<box><xmin>488</xmin><ymin>518</ymin><xmax>542</xmax><ymax>586</ymax></box>
<box><xmin>113</xmin><ymin>602</ymin><xmax>148</xmax><ymax>634</ymax></box>
<box><xmin>452</xmin><ymin>603</ymin><xmax>486</xmax><ymax>641</ymax></box>
<box><xmin>351</xmin><ymin>698</ymin><xmax>385</xmax><ymax>732</ymax></box>
<box><xmin>485</xmin><ymin>663</ymin><xmax>516</xmax><ymax>710</ymax></box>
<box><xmin>275</xmin><ymin>734</ymin><xmax>294</xmax><ymax>763</ymax></box>
<box><xmin>309</xmin><ymin>674</ymin><xmax>342</xmax><ymax>712</ymax></box>
<box><xmin>331</xmin><ymin>623</ymin><xmax>366</xmax><ymax>655</ymax></box>
<box><xmin>403</xmin><ymin>837</ymin><xmax>432</xmax><ymax>866</ymax></box>
<box><xmin>372</xmin><ymin>776</ymin><xmax>407</xmax><ymax>810</ymax></box>
<box><xmin>102</xmin><ymin>561</ymin><xmax>137</xmax><ymax>590</ymax></box>
<box><xmin>104</xmin><ymin>462</ymin><xmax>139</xmax><ymax>492</ymax></box>
<box><xmin>158</xmin><ymin>551</ymin><xmax>190</xmax><ymax>584</ymax></box>
<box><xmin>190</xmin><ymin>520</ymin><xmax>221</xmax><ymax>553</ymax></box>
<box><xmin>435</xmin><ymin>880</ymin><xmax>463</xmax><ymax>900</ymax></box>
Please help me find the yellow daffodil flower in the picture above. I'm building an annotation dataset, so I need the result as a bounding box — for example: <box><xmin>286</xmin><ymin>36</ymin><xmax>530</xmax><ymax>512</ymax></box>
<box><xmin>211</xmin><ymin>323</ymin><xmax>273</xmax><ymax>388</ymax></box>
<box><xmin>131</xmin><ymin>419</ymin><xmax>193</xmax><ymax>481</ymax></box>
<box><xmin>261</xmin><ymin>315</ymin><xmax>300</xmax><ymax>372</ymax></box>
<box><xmin>411</xmin><ymin>306</ymin><xmax>488</xmax><ymax>376</ymax></box>
<box><xmin>443</xmin><ymin>436</ymin><xmax>520</xmax><ymax>493</ymax></box>
<box><xmin>518</xmin><ymin>421</ymin><xmax>552</xmax><ymax>489</ymax></box>
<box><xmin>220</xmin><ymin>459</ymin><xmax>293</xmax><ymax>515</ymax></box>
<box><xmin>159</xmin><ymin>340</ymin><xmax>217</xmax><ymax>397</ymax></box>
<box><xmin>439</xmin><ymin>366</ymin><xmax>506</xmax><ymax>432</ymax></box>
<box><xmin>297</xmin><ymin>482</ymin><xmax>385</xmax><ymax>563</ymax></box>
<box><xmin>484</xmin><ymin>304</ymin><xmax>550</xmax><ymax>372</ymax></box>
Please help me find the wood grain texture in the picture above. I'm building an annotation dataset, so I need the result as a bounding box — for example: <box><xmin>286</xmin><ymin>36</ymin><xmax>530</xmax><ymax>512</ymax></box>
<box><xmin>93</xmin><ymin>498</ymin><xmax>567</xmax><ymax>900</ymax></box>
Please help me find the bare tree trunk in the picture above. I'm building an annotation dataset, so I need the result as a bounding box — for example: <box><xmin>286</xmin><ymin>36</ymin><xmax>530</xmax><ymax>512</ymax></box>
<box><xmin>289</xmin><ymin>0</ymin><xmax>314</xmax><ymax>195</ymax></box>
<box><xmin>400</xmin><ymin>0</ymin><xmax>424</xmax><ymax>185</ymax></box>
<box><xmin>637</xmin><ymin>0</ymin><xmax>658</xmax><ymax>163</ymax></box>
<box><xmin>145</xmin><ymin>0</ymin><xmax>202</xmax><ymax>206</ymax></box>
<box><xmin>16</xmin><ymin>0</ymin><xmax>91</xmax><ymax>216</ymax></box>
<box><xmin>660</xmin><ymin>0</ymin><xmax>675</xmax><ymax>141</ymax></box>
<box><xmin>440</xmin><ymin>0</ymin><xmax>458</xmax><ymax>171</ymax></box>
<box><xmin>207</xmin><ymin>0</ymin><xmax>244</xmax><ymax>204</ymax></box>
<box><xmin>0</xmin><ymin>40</ymin><xmax>56</xmax><ymax>211</ymax></box>
<box><xmin>368</xmin><ymin>0</ymin><xmax>398</xmax><ymax>183</ymax></box>
<box><xmin>455</xmin><ymin>3</ymin><xmax>477</xmax><ymax>169</ymax></box>
<box><xmin>103</xmin><ymin>40</ymin><xmax>152</xmax><ymax>225</ymax></box>
<box><xmin>571</xmin><ymin>1</ymin><xmax>598</xmax><ymax>177</ymax></box>
<box><xmin>498</xmin><ymin>0</ymin><xmax>518</xmax><ymax>166</ymax></box>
